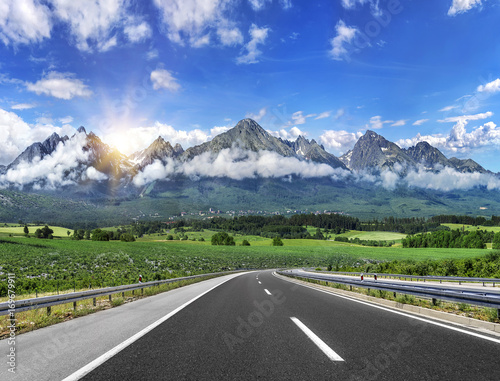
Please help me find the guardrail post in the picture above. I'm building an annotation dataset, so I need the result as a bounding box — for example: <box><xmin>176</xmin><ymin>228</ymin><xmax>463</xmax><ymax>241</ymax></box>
<box><xmin>47</xmin><ymin>306</ymin><xmax>51</xmax><ymax>316</ymax></box>
<box><xmin>132</xmin><ymin>290</ymin><xmax>135</xmax><ymax>295</ymax></box>
<box><xmin>394</xmin><ymin>292</ymin><xmax>397</xmax><ymax>298</ymax></box>
<box><xmin>141</xmin><ymin>288</ymin><xmax>143</xmax><ymax>295</ymax></box>
<box><xmin>432</xmin><ymin>298</ymin><xmax>437</xmax><ymax>306</ymax></box>
<box><xmin>497</xmin><ymin>309</ymin><xmax>500</xmax><ymax>320</ymax></box>
<box><xmin>122</xmin><ymin>292</ymin><xmax>125</xmax><ymax>298</ymax></box>
<box><xmin>459</xmin><ymin>281</ymin><xmax>461</xmax><ymax>285</ymax></box>
<box><xmin>109</xmin><ymin>295</ymin><xmax>112</xmax><ymax>302</ymax></box>
<box><xmin>93</xmin><ymin>298</ymin><xmax>96</xmax><ymax>307</ymax></box>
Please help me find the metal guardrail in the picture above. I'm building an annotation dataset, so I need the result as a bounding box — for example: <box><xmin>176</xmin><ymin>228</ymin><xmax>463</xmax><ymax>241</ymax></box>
<box><xmin>307</xmin><ymin>269</ymin><xmax>500</xmax><ymax>286</ymax></box>
<box><xmin>279</xmin><ymin>270</ymin><xmax>500</xmax><ymax>310</ymax></box>
<box><xmin>0</xmin><ymin>271</ymin><xmax>240</xmax><ymax>316</ymax></box>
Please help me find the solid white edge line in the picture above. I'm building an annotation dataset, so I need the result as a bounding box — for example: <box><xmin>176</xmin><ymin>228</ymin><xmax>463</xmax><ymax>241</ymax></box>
<box><xmin>264</xmin><ymin>289</ymin><xmax>272</xmax><ymax>295</ymax></box>
<box><xmin>290</xmin><ymin>317</ymin><xmax>344</xmax><ymax>362</ymax></box>
<box><xmin>274</xmin><ymin>272</ymin><xmax>500</xmax><ymax>345</ymax></box>
<box><xmin>61</xmin><ymin>272</ymin><xmax>249</xmax><ymax>381</ymax></box>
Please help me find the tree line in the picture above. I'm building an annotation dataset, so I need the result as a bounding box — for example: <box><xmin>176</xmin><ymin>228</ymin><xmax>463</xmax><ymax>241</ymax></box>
<box><xmin>402</xmin><ymin>229</ymin><xmax>500</xmax><ymax>249</ymax></box>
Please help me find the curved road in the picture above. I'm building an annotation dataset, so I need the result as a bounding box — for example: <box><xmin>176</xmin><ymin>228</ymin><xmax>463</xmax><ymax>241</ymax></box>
<box><xmin>5</xmin><ymin>270</ymin><xmax>500</xmax><ymax>380</ymax></box>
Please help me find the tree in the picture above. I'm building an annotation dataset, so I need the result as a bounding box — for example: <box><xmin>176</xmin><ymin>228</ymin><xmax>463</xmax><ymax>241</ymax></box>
<box><xmin>24</xmin><ymin>225</ymin><xmax>29</xmax><ymax>235</ymax></box>
<box><xmin>493</xmin><ymin>232</ymin><xmax>500</xmax><ymax>250</ymax></box>
<box><xmin>211</xmin><ymin>232</ymin><xmax>235</xmax><ymax>246</ymax></box>
<box><xmin>91</xmin><ymin>229</ymin><xmax>110</xmax><ymax>241</ymax></box>
<box><xmin>120</xmin><ymin>233</ymin><xmax>136</xmax><ymax>242</ymax></box>
<box><xmin>241</xmin><ymin>239</ymin><xmax>251</xmax><ymax>246</ymax></box>
<box><xmin>34</xmin><ymin>225</ymin><xmax>53</xmax><ymax>239</ymax></box>
<box><xmin>272</xmin><ymin>237</ymin><xmax>284</xmax><ymax>246</ymax></box>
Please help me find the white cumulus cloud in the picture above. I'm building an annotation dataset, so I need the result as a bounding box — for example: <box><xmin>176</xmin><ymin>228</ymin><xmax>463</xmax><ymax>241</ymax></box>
<box><xmin>153</xmin><ymin>0</ymin><xmax>228</xmax><ymax>47</ymax></box>
<box><xmin>102</xmin><ymin>122</ymin><xmax>210</xmax><ymax>156</ymax></box>
<box><xmin>217</xmin><ymin>27</ymin><xmax>244</xmax><ymax>46</ymax></box>
<box><xmin>26</xmin><ymin>72</ymin><xmax>92</xmax><ymax>100</ymax></box>
<box><xmin>448</xmin><ymin>0</ymin><xmax>482</xmax><ymax>16</ymax></box>
<box><xmin>124</xmin><ymin>20</ymin><xmax>152</xmax><ymax>43</ymax></box>
<box><xmin>248</xmin><ymin>0</ymin><xmax>272</xmax><ymax>11</ymax></box>
<box><xmin>0</xmin><ymin>107</ymin><xmax>78</xmax><ymax>166</ymax></box>
<box><xmin>330</xmin><ymin>20</ymin><xmax>359</xmax><ymax>61</ymax></box>
<box><xmin>50</xmin><ymin>0</ymin><xmax>130</xmax><ymax>52</ymax></box>
<box><xmin>477</xmin><ymin>78</ymin><xmax>500</xmax><ymax>93</ymax></box>
<box><xmin>0</xmin><ymin>131</ymin><xmax>89</xmax><ymax>190</ymax></box>
<box><xmin>0</xmin><ymin>0</ymin><xmax>52</xmax><ymax>46</ymax></box>
<box><xmin>267</xmin><ymin>126</ymin><xmax>306</xmax><ymax>140</ymax></box>
<box><xmin>397</xmin><ymin>112</ymin><xmax>499</xmax><ymax>153</ymax></box>
<box><xmin>368</xmin><ymin>116</ymin><xmax>394</xmax><ymax>129</ymax></box>
<box><xmin>150</xmin><ymin>69</ymin><xmax>181</xmax><ymax>92</ymax></box>
<box><xmin>133</xmin><ymin>147</ymin><xmax>346</xmax><ymax>186</ymax></box>
<box><xmin>320</xmin><ymin>130</ymin><xmax>363</xmax><ymax>154</ymax></box>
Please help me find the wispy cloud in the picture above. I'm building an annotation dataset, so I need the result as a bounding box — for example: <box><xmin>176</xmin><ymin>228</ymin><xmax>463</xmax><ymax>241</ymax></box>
<box><xmin>413</xmin><ymin>119</ymin><xmax>429</xmax><ymax>126</ymax></box>
<box><xmin>391</xmin><ymin>119</ymin><xmax>407</xmax><ymax>127</ymax></box>
<box><xmin>246</xmin><ymin>107</ymin><xmax>267</xmax><ymax>122</ymax></box>
<box><xmin>368</xmin><ymin>116</ymin><xmax>394</xmax><ymax>129</ymax></box>
<box><xmin>439</xmin><ymin>105</ymin><xmax>459</xmax><ymax>112</ymax></box>
<box><xmin>237</xmin><ymin>24</ymin><xmax>270</xmax><ymax>64</ymax></box>
<box><xmin>11</xmin><ymin>103</ymin><xmax>36</xmax><ymax>110</ymax></box>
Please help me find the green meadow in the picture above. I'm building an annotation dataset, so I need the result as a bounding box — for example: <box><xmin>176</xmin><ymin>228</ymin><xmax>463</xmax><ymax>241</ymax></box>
<box><xmin>1</xmin><ymin>224</ymin><xmax>494</xmax><ymax>297</ymax></box>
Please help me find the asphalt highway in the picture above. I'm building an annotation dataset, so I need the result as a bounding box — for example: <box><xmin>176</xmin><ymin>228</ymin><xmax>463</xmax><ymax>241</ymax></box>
<box><xmin>70</xmin><ymin>270</ymin><xmax>500</xmax><ymax>380</ymax></box>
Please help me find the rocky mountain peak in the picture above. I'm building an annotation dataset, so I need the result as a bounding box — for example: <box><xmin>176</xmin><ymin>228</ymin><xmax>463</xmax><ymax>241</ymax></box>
<box><xmin>130</xmin><ymin>136</ymin><xmax>184</xmax><ymax>170</ymax></box>
<box><xmin>77</xmin><ymin>126</ymin><xmax>87</xmax><ymax>134</ymax></box>
<box><xmin>341</xmin><ymin>130</ymin><xmax>415</xmax><ymax>171</ymax></box>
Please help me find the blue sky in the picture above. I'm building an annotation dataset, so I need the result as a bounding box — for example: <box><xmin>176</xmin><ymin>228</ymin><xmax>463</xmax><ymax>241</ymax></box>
<box><xmin>1</xmin><ymin>0</ymin><xmax>500</xmax><ymax>171</ymax></box>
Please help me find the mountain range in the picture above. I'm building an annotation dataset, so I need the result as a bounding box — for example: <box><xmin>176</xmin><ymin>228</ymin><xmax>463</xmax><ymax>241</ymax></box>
<box><xmin>1</xmin><ymin>118</ymin><xmax>499</xmax><ymax>224</ymax></box>
<box><xmin>0</xmin><ymin>118</ymin><xmax>492</xmax><ymax>183</ymax></box>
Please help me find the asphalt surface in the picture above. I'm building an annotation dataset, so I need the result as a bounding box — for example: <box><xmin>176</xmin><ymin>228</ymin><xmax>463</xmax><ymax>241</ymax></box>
<box><xmin>1</xmin><ymin>272</ymin><xmax>247</xmax><ymax>381</ymax></box>
<box><xmin>73</xmin><ymin>270</ymin><xmax>500</xmax><ymax>381</ymax></box>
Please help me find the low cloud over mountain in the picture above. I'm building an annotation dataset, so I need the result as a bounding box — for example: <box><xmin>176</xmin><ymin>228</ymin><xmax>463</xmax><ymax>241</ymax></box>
<box><xmin>1</xmin><ymin>118</ymin><xmax>499</xmax><ymax>194</ymax></box>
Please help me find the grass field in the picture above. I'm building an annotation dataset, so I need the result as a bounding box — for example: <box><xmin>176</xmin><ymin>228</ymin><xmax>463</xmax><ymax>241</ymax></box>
<box><xmin>442</xmin><ymin>224</ymin><xmax>500</xmax><ymax>233</ymax></box>
<box><xmin>334</xmin><ymin>230</ymin><xmax>406</xmax><ymax>241</ymax></box>
<box><xmin>0</xmin><ymin>224</ymin><xmax>71</xmax><ymax>237</ymax></box>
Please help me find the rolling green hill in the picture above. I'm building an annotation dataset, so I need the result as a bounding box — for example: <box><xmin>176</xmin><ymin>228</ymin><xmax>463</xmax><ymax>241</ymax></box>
<box><xmin>2</xmin><ymin>177</ymin><xmax>500</xmax><ymax>226</ymax></box>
